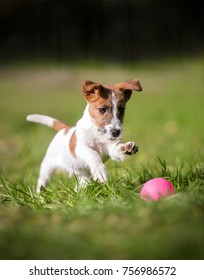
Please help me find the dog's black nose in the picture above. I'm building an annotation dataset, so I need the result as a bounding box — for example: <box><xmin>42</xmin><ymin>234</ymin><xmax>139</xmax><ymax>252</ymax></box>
<box><xmin>111</xmin><ymin>128</ymin><xmax>121</xmax><ymax>138</ymax></box>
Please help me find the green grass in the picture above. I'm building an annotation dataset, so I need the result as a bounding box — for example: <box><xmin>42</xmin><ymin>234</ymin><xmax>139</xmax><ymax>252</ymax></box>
<box><xmin>0</xmin><ymin>57</ymin><xmax>204</xmax><ymax>259</ymax></box>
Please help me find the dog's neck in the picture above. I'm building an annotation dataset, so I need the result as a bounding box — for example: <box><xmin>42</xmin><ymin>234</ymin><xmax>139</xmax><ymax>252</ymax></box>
<box><xmin>76</xmin><ymin>105</ymin><xmax>105</xmax><ymax>136</ymax></box>
<box><xmin>76</xmin><ymin>105</ymin><xmax>92</xmax><ymax>131</ymax></box>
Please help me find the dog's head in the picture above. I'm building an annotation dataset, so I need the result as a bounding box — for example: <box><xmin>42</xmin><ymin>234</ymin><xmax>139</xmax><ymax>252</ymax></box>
<box><xmin>82</xmin><ymin>79</ymin><xmax>142</xmax><ymax>141</ymax></box>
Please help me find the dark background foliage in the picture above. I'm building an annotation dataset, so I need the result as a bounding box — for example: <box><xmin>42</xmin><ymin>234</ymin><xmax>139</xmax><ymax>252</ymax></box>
<box><xmin>0</xmin><ymin>0</ymin><xmax>203</xmax><ymax>63</ymax></box>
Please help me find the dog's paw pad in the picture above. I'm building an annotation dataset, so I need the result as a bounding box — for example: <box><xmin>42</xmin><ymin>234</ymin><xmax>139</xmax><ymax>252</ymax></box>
<box><xmin>121</xmin><ymin>141</ymin><xmax>138</xmax><ymax>155</ymax></box>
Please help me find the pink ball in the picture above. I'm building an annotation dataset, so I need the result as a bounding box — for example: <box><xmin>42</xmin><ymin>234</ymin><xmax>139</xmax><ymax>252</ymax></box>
<box><xmin>140</xmin><ymin>178</ymin><xmax>175</xmax><ymax>201</ymax></box>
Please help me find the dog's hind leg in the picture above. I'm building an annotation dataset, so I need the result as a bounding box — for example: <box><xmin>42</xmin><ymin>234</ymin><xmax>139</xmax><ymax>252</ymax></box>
<box><xmin>36</xmin><ymin>160</ymin><xmax>56</xmax><ymax>193</ymax></box>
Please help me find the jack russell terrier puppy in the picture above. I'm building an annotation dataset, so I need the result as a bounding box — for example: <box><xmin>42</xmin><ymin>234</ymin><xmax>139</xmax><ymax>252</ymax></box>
<box><xmin>27</xmin><ymin>79</ymin><xmax>142</xmax><ymax>193</ymax></box>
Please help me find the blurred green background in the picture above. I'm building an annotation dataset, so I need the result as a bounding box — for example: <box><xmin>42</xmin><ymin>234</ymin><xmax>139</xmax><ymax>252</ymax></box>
<box><xmin>0</xmin><ymin>0</ymin><xmax>204</xmax><ymax>260</ymax></box>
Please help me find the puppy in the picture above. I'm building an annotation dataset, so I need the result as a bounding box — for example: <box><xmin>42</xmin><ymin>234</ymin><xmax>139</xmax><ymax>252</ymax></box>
<box><xmin>27</xmin><ymin>79</ymin><xmax>142</xmax><ymax>193</ymax></box>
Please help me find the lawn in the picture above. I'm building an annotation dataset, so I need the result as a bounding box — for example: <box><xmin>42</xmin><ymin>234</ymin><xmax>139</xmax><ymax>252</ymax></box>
<box><xmin>0</xmin><ymin>58</ymin><xmax>204</xmax><ymax>259</ymax></box>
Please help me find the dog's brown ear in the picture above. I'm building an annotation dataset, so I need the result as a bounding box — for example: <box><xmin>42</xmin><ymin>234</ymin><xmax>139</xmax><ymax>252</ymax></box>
<box><xmin>115</xmin><ymin>79</ymin><xmax>142</xmax><ymax>92</ymax></box>
<box><xmin>114</xmin><ymin>79</ymin><xmax>142</xmax><ymax>102</ymax></box>
<box><xmin>82</xmin><ymin>80</ymin><xmax>101</xmax><ymax>93</ymax></box>
<box><xmin>82</xmin><ymin>80</ymin><xmax>108</xmax><ymax>102</ymax></box>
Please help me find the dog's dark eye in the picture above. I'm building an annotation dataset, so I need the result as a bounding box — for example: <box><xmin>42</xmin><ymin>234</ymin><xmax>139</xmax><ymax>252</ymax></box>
<box><xmin>99</xmin><ymin>107</ymin><xmax>107</xmax><ymax>114</ymax></box>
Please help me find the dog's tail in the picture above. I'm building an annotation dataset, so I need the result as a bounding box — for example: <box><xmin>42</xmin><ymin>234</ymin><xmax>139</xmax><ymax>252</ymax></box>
<box><xmin>26</xmin><ymin>114</ymin><xmax>71</xmax><ymax>132</ymax></box>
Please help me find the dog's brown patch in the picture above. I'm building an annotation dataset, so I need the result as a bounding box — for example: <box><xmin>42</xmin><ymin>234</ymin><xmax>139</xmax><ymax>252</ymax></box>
<box><xmin>88</xmin><ymin>94</ymin><xmax>113</xmax><ymax>129</ymax></box>
<box><xmin>69</xmin><ymin>130</ymin><xmax>77</xmax><ymax>158</ymax></box>
<box><xmin>53</xmin><ymin>120</ymin><xmax>70</xmax><ymax>132</ymax></box>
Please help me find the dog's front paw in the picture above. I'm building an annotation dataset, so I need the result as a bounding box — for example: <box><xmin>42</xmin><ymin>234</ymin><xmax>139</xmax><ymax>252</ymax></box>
<box><xmin>92</xmin><ymin>166</ymin><xmax>109</xmax><ymax>183</ymax></box>
<box><xmin>120</xmin><ymin>141</ymin><xmax>138</xmax><ymax>155</ymax></box>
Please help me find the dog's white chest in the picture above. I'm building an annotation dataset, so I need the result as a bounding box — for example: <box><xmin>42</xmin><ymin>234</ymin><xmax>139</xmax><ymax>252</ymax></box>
<box><xmin>89</xmin><ymin>138</ymin><xmax>109</xmax><ymax>162</ymax></box>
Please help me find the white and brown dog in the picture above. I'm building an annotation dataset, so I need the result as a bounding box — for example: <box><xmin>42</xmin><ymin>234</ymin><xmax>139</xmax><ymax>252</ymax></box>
<box><xmin>27</xmin><ymin>79</ymin><xmax>142</xmax><ymax>193</ymax></box>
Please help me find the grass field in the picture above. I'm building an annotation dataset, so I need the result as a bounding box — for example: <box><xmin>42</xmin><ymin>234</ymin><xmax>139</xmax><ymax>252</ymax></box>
<box><xmin>0</xmin><ymin>58</ymin><xmax>204</xmax><ymax>259</ymax></box>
